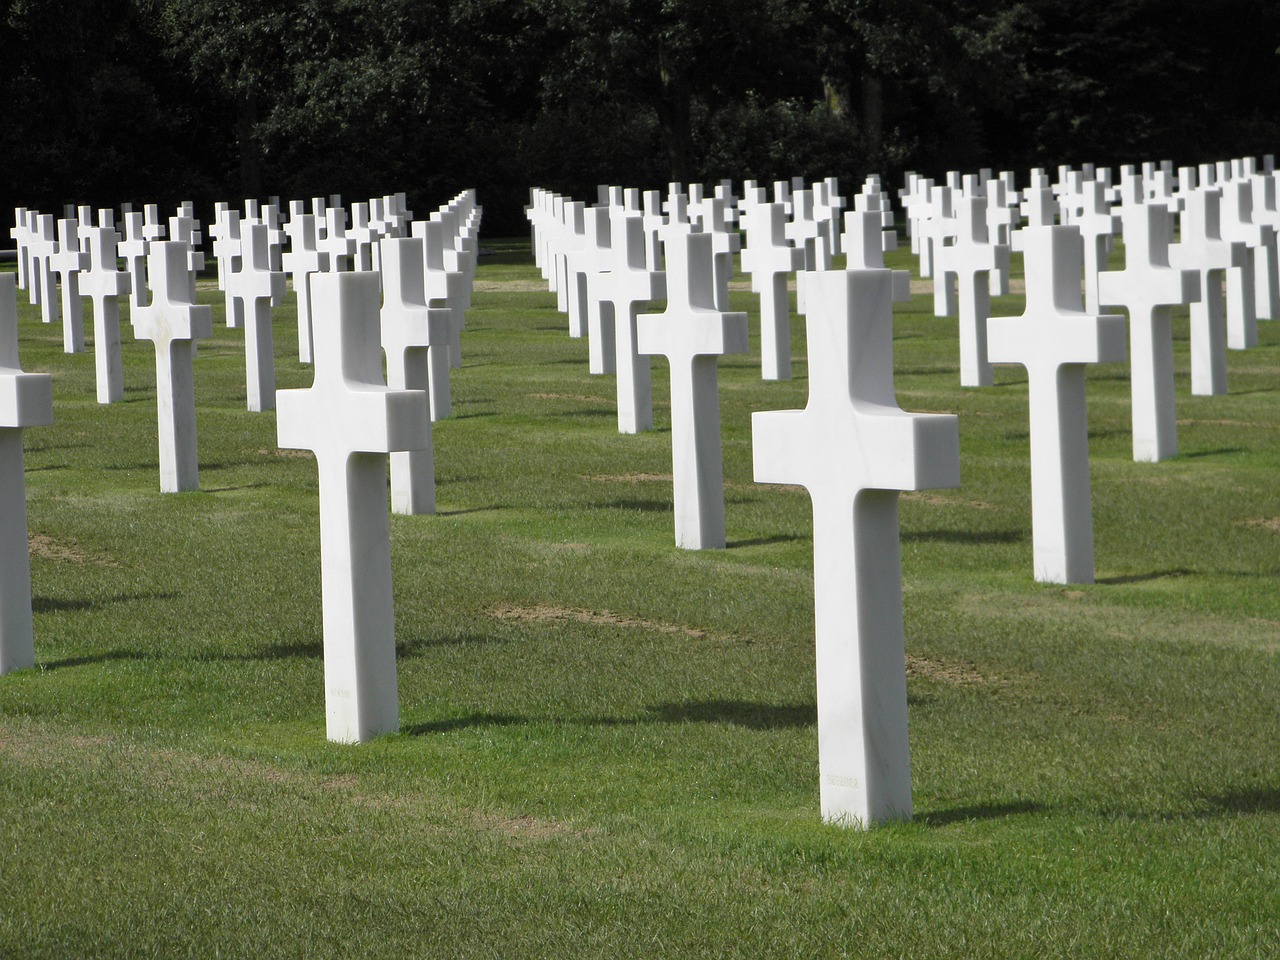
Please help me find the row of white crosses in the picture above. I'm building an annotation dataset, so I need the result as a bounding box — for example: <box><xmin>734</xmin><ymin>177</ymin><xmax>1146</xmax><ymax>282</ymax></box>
<box><xmin>7</xmin><ymin>189</ymin><xmax>479</xmax><ymax>745</ymax></box>
<box><xmin>530</xmin><ymin>183</ymin><xmax>961</xmax><ymax>826</ymax></box>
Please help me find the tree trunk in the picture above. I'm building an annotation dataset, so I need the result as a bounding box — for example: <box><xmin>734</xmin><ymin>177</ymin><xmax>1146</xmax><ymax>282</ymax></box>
<box><xmin>656</xmin><ymin>40</ymin><xmax>693</xmax><ymax>185</ymax></box>
<box><xmin>861</xmin><ymin>74</ymin><xmax>884</xmax><ymax>162</ymax></box>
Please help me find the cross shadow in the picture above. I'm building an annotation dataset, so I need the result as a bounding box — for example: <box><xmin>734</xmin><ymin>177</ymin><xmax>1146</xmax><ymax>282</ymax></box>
<box><xmin>728</xmin><ymin>534</ymin><xmax>806</xmax><ymax>549</ymax></box>
<box><xmin>902</xmin><ymin>528</ymin><xmax>1025</xmax><ymax>544</ymax></box>
<box><xmin>33</xmin><ymin>591</ymin><xmax>178</xmax><ymax>614</ymax></box>
<box><xmin>918</xmin><ymin>800</ymin><xmax>1050</xmax><ymax>827</ymax></box>
<box><xmin>1095</xmin><ymin>568</ymin><xmax>1192</xmax><ymax>585</ymax></box>
<box><xmin>203</xmin><ymin>481</ymin><xmax>269</xmax><ymax>493</ymax></box>
<box><xmin>1196</xmin><ymin>786</ymin><xmax>1280</xmax><ymax>815</ymax></box>
<box><xmin>647</xmin><ymin>699</ymin><xmax>815</xmax><ymax>730</ymax></box>
<box><xmin>435</xmin><ymin>505</ymin><xmax>507</xmax><ymax>517</ymax></box>
<box><xmin>404</xmin><ymin>713</ymin><xmax>526</xmax><ymax>736</ymax></box>
<box><xmin>1181</xmin><ymin>447</ymin><xmax>1246</xmax><ymax>459</ymax></box>
<box><xmin>40</xmin><ymin>649</ymin><xmax>148</xmax><ymax>670</ymax></box>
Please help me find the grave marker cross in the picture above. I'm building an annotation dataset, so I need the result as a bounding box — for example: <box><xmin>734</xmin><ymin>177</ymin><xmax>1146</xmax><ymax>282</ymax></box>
<box><xmin>50</xmin><ymin>219</ymin><xmax>87</xmax><ymax>353</ymax></box>
<box><xmin>752</xmin><ymin>268</ymin><xmax>960</xmax><ymax>826</ymax></box>
<box><xmin>989</xmin><ymin>225</ymin><xmax>1126</xmax><ymax>583</ymax></box>
<box><xmin>79</xmin><ymin>226</ymin><xmax>132</xmax><ymax>403</ymax></box>
<box><xmin>276</xmin><ymin>271</ymin><xmax>431</xmax><ymax>743</ymax></box>
<box><xmin>225</xmin><ymin>223</ymin><xmax>286</xmax><ymax>411</ymax></box>
<box><xmin>637</xmin><ymin>230</ymin><xmax>748</xmax><ymax>550</ymax></box>
<box><xmin>131</xmin><ymin>241</ymin><xmax>213</xmax><ymax>493</ymax></box>
<box><xmin>739</xmin><ymin>201</ymin><xmax>804</xmax><ymax>381</ymax></box>
<box><xmin>0</xmin><ymin>275</ymin><xmax>54</xmax><ymax>674</ymax></box>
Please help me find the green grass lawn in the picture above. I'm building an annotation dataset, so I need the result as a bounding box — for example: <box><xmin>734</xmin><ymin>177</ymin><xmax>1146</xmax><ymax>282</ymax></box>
<box><xmin>1</xmin><ymin>237</ymin><xmax>1278</xmax><ymax>958</ymax></box>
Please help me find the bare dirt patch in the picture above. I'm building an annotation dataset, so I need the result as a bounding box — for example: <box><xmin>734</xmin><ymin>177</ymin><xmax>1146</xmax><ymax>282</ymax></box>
<box><xmin>1236</xmin><ymin>517</ymin><xmax>1280</xmax><ymax>532</ymax></box>
<box><xmin>588</xmin><ymin>472</ymin><xmax>673</xmax><ymax>484</ymax></box>
<box><xmin>905</xmin><ymin>654</ymin><xmax>1006</xmax><ymax>687</ymax></box>
<box><xmin>260</xmin><ymin>448</ymin><xmax>315</xmax><ymax>460</ymax></box>
<box><xmin>489</xmin><ymin>603</ymin><xmax>708</xmax><ymax>640</ymax></box>
<box><xmin>28</xmin><ymin>533</ymin><xmax>122</xmax><ymax>568</ymax></box>
<box><xmin>528</xmin><ymin>392</ymin><xmax>609</xmax><ymax>403</ymax></box>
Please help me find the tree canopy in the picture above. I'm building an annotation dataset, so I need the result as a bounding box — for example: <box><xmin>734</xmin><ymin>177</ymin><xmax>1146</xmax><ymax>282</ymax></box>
<box><xmin>2</xmin><ymin>0</ymin><xmax>1277</xmax><ymax>233</ymax></box>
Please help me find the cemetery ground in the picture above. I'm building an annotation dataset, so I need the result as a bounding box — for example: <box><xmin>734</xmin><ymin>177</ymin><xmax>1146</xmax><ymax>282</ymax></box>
<box><xmin>2</xmin><ymin>238</ymin><xmax>1279</xmax><ymax>958</ymax></box>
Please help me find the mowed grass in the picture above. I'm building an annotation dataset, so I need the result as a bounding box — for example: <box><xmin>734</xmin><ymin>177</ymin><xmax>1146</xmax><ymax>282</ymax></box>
<box><xmin>1</xmin><ymin>235</ymin><xmax>1279</xmax><ymax>958</ymax></box>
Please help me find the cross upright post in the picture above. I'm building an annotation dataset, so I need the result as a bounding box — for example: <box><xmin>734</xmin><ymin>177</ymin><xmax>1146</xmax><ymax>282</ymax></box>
<box><xmin>132</xmin><ymin>241</ymin><xmax>213</xmax><ymax>492</ymax></box>
<box><xmin>841</xmin><ymin>210</ymin><xmax>911</xmax><ymax>301</ymax></box>
<box><xmin>1098</xmin><ymin>193</ymin><xmax>1200</xmax><ymax>462</ymax></box>
<box><xmin>11</xmin><ymin>207</ymin><xmax>30</xmax><ymax>292</ymax></box>
<box><xmin>753</xmin><ymin>268</ymin><xmax>960</xmax><ymax>826</ymax></box>
<box><xmin>740</xmin><ymin>200</ymin><xmax>804</xmax><ymax>380</ymax></box>
<box><xmin>989</xmin><ymin>225</ymin><xmax>1126</xmax><ymax>583</ymax></box>
<box><xmin>226</xmin><ymin>223</ymin><xmax>286</xmax><ymax>411</ymax></box>
<box><xmin>320</xmin><ymin>207</ymin><xmax>357</xmax><ymax>273</ymax></box>
<box><xmin>1218</xmin><ymin>180</ymin><xmax>1267</xmax><ymax>348</ymax></box>
<box><xmin>380</xmin><ymin>236</ymin><xmax>449</xmax><ymax>514</ymax></box>
<box><xmin>0</xmin><ymin>275</ymin><xmax>54</xmax><ymax>674</ymax></box>
<box><xmin>50</xmin><ymin>219</ymin><xmax>87</xmax><ymax>353</ymax></box>
<box><xmin>79</xmin><ymin>226</ymin><xmax>132</xmax><ymax>403</ymax></box>
<box><xmin>276</xmin><ymin>271</ymin><xmax>431</xmax><ymax>743</ymax></box>
<box><xmin>637</xmin><ymin>230</ymin><xmax>748</xmax><ymax>550</ymax></box>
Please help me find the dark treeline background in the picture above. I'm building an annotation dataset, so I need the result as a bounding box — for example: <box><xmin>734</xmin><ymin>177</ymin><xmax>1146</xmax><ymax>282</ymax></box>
<box><xmin>2</xmin><ymin>0</ymin><xmax>1278</xmax><ymax>236</ymax></box>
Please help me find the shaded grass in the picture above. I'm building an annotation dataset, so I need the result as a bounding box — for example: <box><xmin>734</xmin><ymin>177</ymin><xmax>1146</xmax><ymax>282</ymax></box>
<box><xmin>1</xmin><ymin>242</ymin><xmax>1279</xmax><ymax>958</ymax></box>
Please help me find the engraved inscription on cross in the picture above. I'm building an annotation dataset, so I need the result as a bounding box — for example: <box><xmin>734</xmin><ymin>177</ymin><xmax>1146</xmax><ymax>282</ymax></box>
<box><xmin>752</xmin><ymin>268</ymin><xmax>960</xmax><ymax>827</ymax></box>
<box><xmin>637</xmin><ymin>230</ymin><xmax>748</xmax><ymax>550</ymax></box>
<box><xmin>131</xmin><ymin>241</ymin><xmax>213</xmax><ymax>493</ymax></box>
<box><xmin>0</xmin><ymin>274</ymin><xmax>54</xmax><ymax>674</ymax></box>
<box><xmin>276</xmin><ymin>271</ymin><xmax>431</xmax><ymax>743</ymax></box>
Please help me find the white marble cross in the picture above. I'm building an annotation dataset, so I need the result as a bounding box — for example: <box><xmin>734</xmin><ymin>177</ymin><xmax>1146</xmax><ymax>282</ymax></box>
<box><xmin>1170</xmin><ymin>188</ymin><xmax>1250</xmax><ymax>395</ymax></box>
<box><xmin>276</xmin><ymin>270</ymin><xmax>432</xmax><ymax>744</ymax></box>
<box><xmin>282</xmin><ymin>210</ymin><xmax>330</xmax><ymax>365</ymax></box>
<box><xmin>28</xmin><ymin>215</ymin><xmax>60</xmax><ymax>325</ymax></box>
<box><xmin>50</xmin><ymin>219</ymin><xmax>87</xmax><ymax>353</ymax></box>
<box><xmin>380</xmin><ymin>237</ymin><xmax>449</xmax><ymax>514</ymax></box>
<box><xmin>320</xmin><ymin>207</ymin><xmax>357</xmax><ymax>273</ymax></box>
<box><xmin>1098</xmin><ymin>194</ymin><xmax>1200</xmax><ymax>462</ymax></box>
<box><xmin>703</xmin><ymin>198</ymin><xmax>740</xmax><ymax>311</ymax></box>
<box><xmin>752</xmin><ymin>267</ymin><xmax>960</xmax><ymax>827</ymax></box>
<box><xmin>0</xmin><ymin>275</ymin><xmax>54</xmax><ymax>674</ymax></box>
<box><xmin>1073</xmin><ymin>180</ymin><xmax>1120</xmax><ymax>314</ymax></box>
<box><xmin>841</xmin><ymin>210</ymin><xmax>911</xmax><ymax>302</ymax></box>
<box><xmin>740</xmin><ymin>200</ymin><xmax>804</xmax><ymax>380</ymax></box>
<box><xmin>581</xmin><ymin>206</ymin><xmax>617</xmax><ymax>376</ymax></box>
<box><xmin>79</xmin><ymin>226</ymin><xmax>132</xmax><ymax>403</ymax></box>
<box><xmin>414</xmin><ymin>218</ymin><xmax>467</xmax><ymax>401</ymax></box>
<box><xmin>637</xmin><ymin>230</ymin><xmax>748</xmax><ymax>550</ymax></box>
<box><xmin>558</xmin><ymin>201</ymin><xmax>589</xmax><ymax>339</ymax></box>
<box><xmin>597</xmin><ymin>211</ymin><xmax>664</xmax><ymax>433</ymax></box>
<box><xmin>214</xmin><ymin>210</ymin><xmax>245</xmax><ymax>329</ymax></box>
<box><xmin>935</xmin><ymin>196</ymin><xmax>1010</xmax><ymax>386</ymax></box>
<box><xmin>989</xmin><ymin>225</ymin><xmax>1126</xmax><ymax>583</ymax></box>
<box><xmin>131</xmin><ymin>241</ymin><xmax>213</xmax><ymax>493</ymax></box>
<box><xmin>225</xmin><ymin>223</ymin><xmax>285</xmax><ymax>411</ymax></box>
<box><xmin>1218</xmin><ymin>180</ymin><xmax>1270</xmax><ymax>348</ymax></box>
<box><xmin>11</xmin><ymin>207</ymin><xmax>30</xmax><ymax>292</ymax></box>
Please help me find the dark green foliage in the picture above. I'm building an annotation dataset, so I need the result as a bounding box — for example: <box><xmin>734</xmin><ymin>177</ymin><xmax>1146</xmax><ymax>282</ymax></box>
<box><xmin>1</xmin><ymin>0</ymin><xmax>1278</xmax><ymax>232</ymax></box>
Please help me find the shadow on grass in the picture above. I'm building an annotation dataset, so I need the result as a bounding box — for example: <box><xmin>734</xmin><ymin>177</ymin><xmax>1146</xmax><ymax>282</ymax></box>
<box><xmin>728</xmin><ymin>534</ymin><xmax>807</xmax><ymax>549</ymax></box>
<box><xmin>33</xmin><ymin>592</ymin><xmax>178</xmax><ymax>614</ymax></box>
<box><xmin>902</xmin><ymin>528</ymin><xmax>1025</xmax><ymax>544</ymax></box>
<box><xmin>918</xmin><ymin>800</ymin><xmax>1050</xmax><ymax>826</ymax></box>
<box><xmin>1198</xmin><ymin>786</ymin><xmax>1280</xmax><ymax>815</ymax></box>
<box><xmin>436</xmin><ymin>505</ymin><xmax>508</xmax><ymax>517</ymax></box>
<box><xmin>647</xmin><ymin>699</ymin><xmax>815</xmax><ymax>730</ymax></box>
<box><xmin>404</xmin><ymin>713</ymin><xmax>526</xmax><ymax>735</ymax></box>
<box><xmin>203</xmin><ymin>481</ymin><xmax>269</xmax><ymax>493</ymax></box>
<box><xmin>1181</xmin><ymin>447</ymin><xmax>1246</xmax><ymax>459</ymax></box>
<box><xmin>1095</xmin><ymin>568</ymin><xmax>1192</xmax><ymax>585</ymax></box>
<box><xmin>41</xmin><ymin>649</ymin><xmax>149</xmax><ymax>670</ymax></box>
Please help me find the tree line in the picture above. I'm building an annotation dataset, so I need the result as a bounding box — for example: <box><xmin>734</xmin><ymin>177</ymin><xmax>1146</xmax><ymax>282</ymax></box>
<box><xmin>2</xmin><ymin>0</ymin><xmax>1277</xmax><ymax>235</ymax></box>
